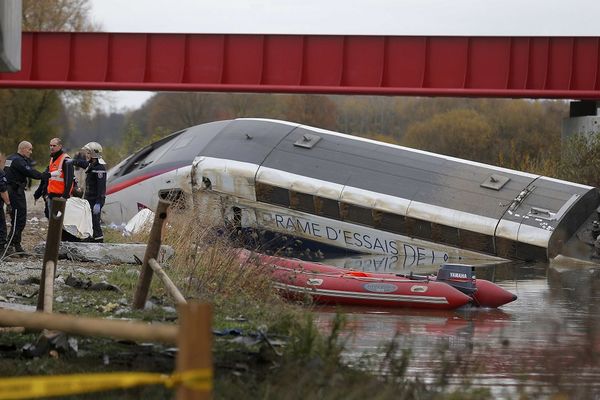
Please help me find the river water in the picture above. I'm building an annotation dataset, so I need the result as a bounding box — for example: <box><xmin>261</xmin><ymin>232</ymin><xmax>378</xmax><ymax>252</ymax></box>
<box><xmin>311</xmin><ymin>255</ymin><xmax>600</xmax><ymax>399</ymax></box>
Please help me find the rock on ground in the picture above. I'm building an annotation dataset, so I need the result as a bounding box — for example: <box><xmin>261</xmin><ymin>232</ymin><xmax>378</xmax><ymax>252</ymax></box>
<box><xmin>33</xmin><ymin>242</ymin><xmax>174</xmax><ymax>265</ymax></box>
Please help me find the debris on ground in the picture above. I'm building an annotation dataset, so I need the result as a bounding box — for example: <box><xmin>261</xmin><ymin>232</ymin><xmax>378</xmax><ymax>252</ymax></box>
<box><xmin>32</xmin><ymin>241</ymin><xmax>174</xmax><ymax>264</ymax></box>
<box><xmin>65</xmin><ymin>274</ymin><xmax>122</xmax><ymax>292</ymax></box>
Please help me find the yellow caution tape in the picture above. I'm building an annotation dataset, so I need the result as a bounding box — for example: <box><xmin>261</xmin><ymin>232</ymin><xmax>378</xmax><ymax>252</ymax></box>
<box><xmin>0</xmin><ymin>368</ymin><xmax>212</xmax><ymax>400</ymax></box>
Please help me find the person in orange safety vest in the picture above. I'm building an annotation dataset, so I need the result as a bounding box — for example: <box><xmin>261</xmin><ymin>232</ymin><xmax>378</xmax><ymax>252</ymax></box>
<box><xmin>34</xmin><ymin>137</ymin><xmax>74</xmax><ymax>217</ymax></box>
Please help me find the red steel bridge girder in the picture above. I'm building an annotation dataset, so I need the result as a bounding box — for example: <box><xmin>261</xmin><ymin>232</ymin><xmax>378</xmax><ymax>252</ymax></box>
<box><xmin>1</xmin><ymin>32</ymin><xmax>600</xmax><ymax>99</ymax></box>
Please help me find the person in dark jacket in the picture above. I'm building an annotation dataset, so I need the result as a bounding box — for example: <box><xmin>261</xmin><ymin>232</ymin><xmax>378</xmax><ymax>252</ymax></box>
<box><xmin>0</xmin><ymin>152</ymin><xmax>12</xmax><ymax>255</ymax></box>
<box><xmin>74</xmin><ymin>142</ymin><xmax>107</xmax><ymax>243</ymax></box>
<box><xmin>4</xmin><ymin>141</ymin><xmax>50</xmax><ymax>253</ymax></box>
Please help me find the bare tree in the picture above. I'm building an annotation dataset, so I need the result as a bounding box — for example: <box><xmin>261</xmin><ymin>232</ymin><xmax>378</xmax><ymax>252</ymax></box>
<box><xmin>23</xmin><ymin>0</ymin><xmax>100</xmax><ymax>31</ymax></box>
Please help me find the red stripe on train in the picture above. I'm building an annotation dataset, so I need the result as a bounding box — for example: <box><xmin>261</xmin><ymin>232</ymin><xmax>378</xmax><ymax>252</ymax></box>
<box><xmin>106</xmin><ymin>169</ymin><xmax>175</xmax><ymax>195</ymax></box>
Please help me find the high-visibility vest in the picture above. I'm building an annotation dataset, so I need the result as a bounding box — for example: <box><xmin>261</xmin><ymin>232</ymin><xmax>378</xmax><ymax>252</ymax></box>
<box><xmin>47</xmin><ymin>153</ymin><xmax>70</xmax><ymax>195</ymax></box>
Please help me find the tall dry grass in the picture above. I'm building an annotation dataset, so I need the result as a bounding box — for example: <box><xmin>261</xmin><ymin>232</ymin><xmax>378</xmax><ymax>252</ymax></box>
<box><xmin>154</xmin><ymin>204</ymin><xmax>294</xmax><ymax>326</ymax></box>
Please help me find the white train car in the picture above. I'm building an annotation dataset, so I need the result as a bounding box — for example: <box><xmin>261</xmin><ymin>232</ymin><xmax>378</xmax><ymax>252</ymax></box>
<box><xmin>105</xmin><ymin>118</ymin><xmax>600</xmax><ymax>263</ymax></box>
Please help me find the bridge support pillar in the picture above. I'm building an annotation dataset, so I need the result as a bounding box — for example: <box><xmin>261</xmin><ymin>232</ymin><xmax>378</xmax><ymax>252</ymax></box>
<box><xmin>562</xmin><ymin>100</ymin><xmax>600</xmax><ymax>141</ymax></box>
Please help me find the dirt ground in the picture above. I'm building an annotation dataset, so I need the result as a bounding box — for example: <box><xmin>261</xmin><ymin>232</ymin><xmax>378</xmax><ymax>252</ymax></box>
<box><xmin>0</xmin><ymin>189</ymin><xmax>177</xmax><ymax>398</ymax></box>
<box><xmin>0</xmin><ymin>189</ymin><xmax>171</xmax><ymax>306</ymax></box>
<box><xmin>1</xmin><ymin>190</ymin><xmax>112</xmax><ymax>303</ymax></box>
<box><xmin>2</xmin><ymin>190</ymin><xmax>56</xmax><ymax>290</ymax></box>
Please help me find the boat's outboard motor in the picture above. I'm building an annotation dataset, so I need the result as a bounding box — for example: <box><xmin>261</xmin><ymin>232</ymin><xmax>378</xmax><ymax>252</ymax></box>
<box><xmin>436</xmin><ymin>264</ymin><xmax>477</xmax><ymax>296</ymax></box>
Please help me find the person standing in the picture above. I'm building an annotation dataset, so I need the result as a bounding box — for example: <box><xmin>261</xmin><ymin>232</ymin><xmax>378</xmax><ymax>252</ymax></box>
<box><xmin>0</xmin><ymin>152</ymin><xmax>11</xmax><ymax>255</ymax></box>
<box><xmin>34</xmin><ymin>138</ymin><xmax>74</xmax><ymax>218</ymax></box>
<box><xmin>4</xmin><ymin>141</ymin><xmax>50</xmax><ymax>253</ymax></box>
<box><xmin>80</xmin><ymin>142</ymin><xmax>107</xmax><ymax>243</ymax></box>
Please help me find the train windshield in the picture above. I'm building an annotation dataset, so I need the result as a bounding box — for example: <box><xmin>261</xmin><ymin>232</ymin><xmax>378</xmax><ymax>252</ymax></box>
<box><xmin>109</xmin><ymin>130</ymin><xmax>187</xmax><ymax>179</ymax></box>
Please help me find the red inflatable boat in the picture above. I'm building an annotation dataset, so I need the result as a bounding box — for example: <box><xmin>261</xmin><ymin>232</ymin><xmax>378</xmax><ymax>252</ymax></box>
<box><xmin>238</xmin><ymin>250</ymin><xmax>517</xmax><ymax>310</ymax></box>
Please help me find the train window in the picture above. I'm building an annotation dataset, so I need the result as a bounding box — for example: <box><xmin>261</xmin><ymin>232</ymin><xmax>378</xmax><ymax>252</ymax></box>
<box><xmin>459</xmin><ymin>230</ymin><xmax>494</xmax><ymax>254</ymax></box>
<box><xmin>315</xmin><ymin>197</ymin><xmax>340</xmax><ymax>220</ymax></box>
<box><xmin>376</xmin><ymin>211</ymin><xmax>406</xmax><ymax>235</ymax></box>
<box><xmin>406</xmin><ymin>217</ymin><xmax>432</xmax><ymax>240</ymax></box>
<box><xmin>232</xmin><ymin>207</ymin><xmax>242</xmax><ymax>230</ymax></box>
<box><xmin>256</xmin><ymin>182</ymin><xmax>290</xmax><ymax>208</ymax></box>
<box><xmin>341</xmin><ymin>203</ymin><xmax>373</xmax><ymax>227</ymax></box>
<box><xmin>119</xmin><ymin>146</ymin><xmax>153</xmax><ymax>176</ymax></box>
<box><xmin>431</xmin><ymin>223</ymin><xmax>459</xmax><ymax>246</ymax></box>
<box><xmin>290</xmin><ymin>191</ymin><xmax>315</xmax><ymax>213</ymax></box>
<box><xmin>495</xmin><ymin>237</ymin><xmax>517</xmax><ymax>259</ymax></box>
<box><xmin>134</xmin><ymin>142</ymin><xmax>177</xmax><ymax>171</ymax></box>
<box><xmin>114</xmin><ymin>130</ymin><xmax>187</xmax><ymax>177</ymax></box>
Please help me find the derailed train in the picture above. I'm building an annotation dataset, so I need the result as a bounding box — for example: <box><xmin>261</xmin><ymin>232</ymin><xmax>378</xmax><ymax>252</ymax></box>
<box><xmin>105</xmin><ymin>118</ymin><xmax>600</xmax><ymax>263</ymax></box>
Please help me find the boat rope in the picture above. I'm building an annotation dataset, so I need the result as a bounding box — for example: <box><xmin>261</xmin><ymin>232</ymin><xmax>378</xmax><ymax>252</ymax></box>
<box><xmin>268</xmin><ymin>264</ymin><xmax>434</xmax><ymax>284</ymax></box>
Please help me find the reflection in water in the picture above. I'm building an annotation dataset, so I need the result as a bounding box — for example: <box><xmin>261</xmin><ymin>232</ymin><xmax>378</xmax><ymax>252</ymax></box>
<box><xmin>312</xmin><ymin>257</ymin><xmax>600</xmax><ymax>399</ymax></box>
<box><xmin>322</xmin><ymin>253</ymin><xmax>509</xmax><ymax>275</ymax></box>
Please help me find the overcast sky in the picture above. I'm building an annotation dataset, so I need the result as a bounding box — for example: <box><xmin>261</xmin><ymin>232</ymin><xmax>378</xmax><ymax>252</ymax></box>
<box><xmin>90</xmin><ymin>0</ymin><xmax>600</xmax><ymax>110</ymax></box>
<box><xmin>91</xmin><ymin>0</ymin><xmax>600</xmax><ymax>36</ymax></box>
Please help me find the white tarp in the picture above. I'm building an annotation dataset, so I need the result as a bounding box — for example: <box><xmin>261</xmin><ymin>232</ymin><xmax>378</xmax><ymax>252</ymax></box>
<box><xmin>63</xmin><ymin>197</ymin><xmax>93</xmax><ymax>240</ymax></box>
<box><xmin>124</xmin><ymin>208</ymin><xmax>154</xmax><ymax>236</ymax></box>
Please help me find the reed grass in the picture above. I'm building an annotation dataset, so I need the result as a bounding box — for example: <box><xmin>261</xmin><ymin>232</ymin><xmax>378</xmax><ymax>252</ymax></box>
<box><xmin>155</xmin><ymin>205</ymin><xmax>301</xmax><ymax>331</ymax></box>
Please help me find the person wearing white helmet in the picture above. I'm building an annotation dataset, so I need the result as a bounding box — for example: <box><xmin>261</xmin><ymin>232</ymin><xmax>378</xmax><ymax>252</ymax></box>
<box><xmin>80</xmin><ymin>142</ymin><xmax>107</xmax><ymax>242</ymax></box>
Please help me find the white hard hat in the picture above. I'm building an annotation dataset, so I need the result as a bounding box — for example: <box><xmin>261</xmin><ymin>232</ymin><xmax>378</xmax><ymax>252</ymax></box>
<box><xmin>83</xmin><ymin>142</ymin><xmax>106</xmax><ymax>164</ymax></box>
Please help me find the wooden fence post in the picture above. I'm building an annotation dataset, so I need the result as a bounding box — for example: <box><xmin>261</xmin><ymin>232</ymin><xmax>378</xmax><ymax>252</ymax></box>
<box><xmin>43</xmin><ymin>261</ymin><xmax>55</xmax><ymax>313</ymax></box>
<box><xmin>36</xmin><ymin>197</ymin><xmax>66</xmax><ymax>311</ymax></box>
<box><xmin>177</xmin><ymin>302</ymin><xmax>213</xmax><ymax>400</ymax></box>
<box><xmin>133</xmin><ymin>200</ymin><xmax>170</xmax><ymax>309</ymax></box>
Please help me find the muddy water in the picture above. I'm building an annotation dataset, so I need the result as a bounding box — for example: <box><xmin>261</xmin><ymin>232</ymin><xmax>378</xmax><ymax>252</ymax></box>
<box><xmin>313</xmin><ymin>256</ymin><xmax>600</xmax><ymax>399</ymax></box>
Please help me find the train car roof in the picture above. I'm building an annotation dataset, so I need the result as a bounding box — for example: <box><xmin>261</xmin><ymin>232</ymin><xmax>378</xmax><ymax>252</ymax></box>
<box><xmin>195</xmin><ymin>118</ymin><xmax>595</xmax><ymax>228</ymax></box>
